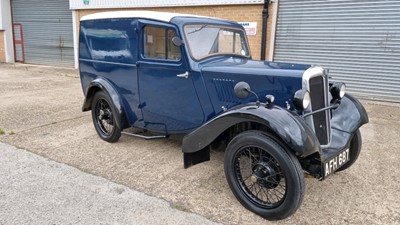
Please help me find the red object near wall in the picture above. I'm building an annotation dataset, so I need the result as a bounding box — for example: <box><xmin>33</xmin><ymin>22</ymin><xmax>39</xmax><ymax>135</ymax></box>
<box><xmin>13</xmin><ymin>23</ymin><xmax>25</xmax><ymax>62</ymax></box>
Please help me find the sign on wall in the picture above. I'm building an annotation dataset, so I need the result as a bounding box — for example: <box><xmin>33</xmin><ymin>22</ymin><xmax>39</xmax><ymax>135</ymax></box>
<box><xmin>238</xmin><ymin>22</ymin><xmax>257</xmax><ymax>35</ymax></box>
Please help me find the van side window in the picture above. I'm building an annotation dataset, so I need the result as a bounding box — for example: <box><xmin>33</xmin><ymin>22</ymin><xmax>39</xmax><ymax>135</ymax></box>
<box><xmin>82</xmin><ymin>28</ymin><xmax>133</xmax><ymax>63</ymax></box>
<box><xmin>143</xmin><ymin>26</ymin><xmax>181</xmax><ymax>61</ymax></box>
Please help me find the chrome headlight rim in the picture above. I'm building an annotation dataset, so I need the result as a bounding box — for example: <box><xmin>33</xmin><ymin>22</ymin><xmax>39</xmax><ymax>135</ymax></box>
<box><xmin>330</xmin><ymin>82</ymin><xmax>346</xmax><ymax>99</ymax></box>
<box><xmin>293</xmin><ymin>89</ymin><xmax>311</xmax><ymax>110</ymax></box>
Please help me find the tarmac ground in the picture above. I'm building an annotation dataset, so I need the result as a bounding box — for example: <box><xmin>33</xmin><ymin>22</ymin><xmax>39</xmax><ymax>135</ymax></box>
<box><xmin>0</xmin><ymin>63</ymin><xmax>399</xmax><ymax>224</ymax></box>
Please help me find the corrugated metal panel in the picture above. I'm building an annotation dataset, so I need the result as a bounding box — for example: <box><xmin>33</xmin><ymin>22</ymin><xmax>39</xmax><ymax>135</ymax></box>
<box><xmin>70</xmin><ymin>0</ymin><xmax>263</xmax><ymax>9</ymax></box>
<box><xmin>274</xmin><ymin>0</ymin><xmax>400</xmax><ymax>102</ymax></box>
<box><xmin>12</xmin><ymin>0</ymin><xmax>73</xmax><ymax>67</ymax></box>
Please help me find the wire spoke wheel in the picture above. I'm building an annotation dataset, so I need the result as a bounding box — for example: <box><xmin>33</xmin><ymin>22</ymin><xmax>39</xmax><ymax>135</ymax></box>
<box><xmin>91</xmin><ymin>91</ymin><xmax>121</xmax><ymax>143</ymax></box>
<box><xmin>95</xmin><ymin>99</ymin><xmax>114</xmax><ymax>135</ymax></box>
<box><xmin>235</xmin><ymin>146</ymin><xmax>286</xmax><ymax>208</ymax></box>
<box><xmin>224</xmin><ymin>131</ymin><xmax>304</xmax><ymax>220</ymax></box>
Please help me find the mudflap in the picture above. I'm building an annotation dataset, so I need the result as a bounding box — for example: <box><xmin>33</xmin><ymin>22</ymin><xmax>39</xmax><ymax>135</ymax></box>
<box><xmin>183</xmin><ymin>147</ymin><xmax>210</xmax><ymax>169</ymax></box>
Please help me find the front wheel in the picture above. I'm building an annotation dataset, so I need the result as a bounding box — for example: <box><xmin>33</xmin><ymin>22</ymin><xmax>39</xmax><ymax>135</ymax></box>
<box><xmin>336</xmin><ymin>129</ymin><xmax>362</xmax><ymax>172</ymax></box>
<box><xmin>91</xmin><ymin>91</ymin><xmax>121</xmax><ymax>143</ymax></box>
<box><xmin>224</xmin><ymin>131</ymin><xmax>305</xmax><ymax>220</ymax></box>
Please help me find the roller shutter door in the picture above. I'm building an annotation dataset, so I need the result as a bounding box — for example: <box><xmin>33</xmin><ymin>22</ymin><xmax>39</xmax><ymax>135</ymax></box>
<box><xmin>274</xmin><ymin>0</ymin><xmax>400</xmax><ymax>102</ymax></box>
<box><xmin>12</xmin><ymin>0</ymin><xmax>73</xmax><ymax>67</ymax></box>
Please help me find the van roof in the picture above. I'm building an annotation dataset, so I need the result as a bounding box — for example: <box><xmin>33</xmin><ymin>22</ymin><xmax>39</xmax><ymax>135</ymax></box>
<box><xmin>80</xmin><ymin>10</ymin><xmax>211</xmax><ymax>22</ymax></box>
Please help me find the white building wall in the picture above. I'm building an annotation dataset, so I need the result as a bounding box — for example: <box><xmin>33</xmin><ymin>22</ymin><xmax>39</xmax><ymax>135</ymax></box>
<box><xmin>0</xmin><ymin>0</ymin><xmax>15</xmax><ymax>63</ymax></box>
<box><xmin>72</xmin><ymin>10</ymin><xmax>78</xmax><ymax>69</ymax></box>
<box><xmin>69</xmin><ymin>0</ymin><xmax>263</xmax><ymax>9</ymax></box>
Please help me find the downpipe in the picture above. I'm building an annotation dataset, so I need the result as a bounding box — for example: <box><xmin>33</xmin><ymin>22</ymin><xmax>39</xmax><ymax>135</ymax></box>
<box><xmin>260</xmin><ymin>0</ymin><xmax>270</xmax><ymax>60</ymax></box>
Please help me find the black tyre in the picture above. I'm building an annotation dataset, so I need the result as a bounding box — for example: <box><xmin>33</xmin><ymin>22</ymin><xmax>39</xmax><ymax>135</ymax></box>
<box><xmin>224</xmin><ymin>131</ymin><xmax>305</xmax><ymax>220</ymax></box>
<box><xmin>336</xmin><ymin>129</ymin><xmax>362</xmax><ymax>172</ymax></box>
<box><xmin>91</xmin><ymin>91</ymin><xmax>121</xmax><ymax>143</ymax></box>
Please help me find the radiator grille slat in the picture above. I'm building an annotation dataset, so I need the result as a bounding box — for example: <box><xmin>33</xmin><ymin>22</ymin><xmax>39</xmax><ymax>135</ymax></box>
<box><xmin>309</xmin><ymin>76</ymin><xmax>329</xmax><ymax>145</ymax></box>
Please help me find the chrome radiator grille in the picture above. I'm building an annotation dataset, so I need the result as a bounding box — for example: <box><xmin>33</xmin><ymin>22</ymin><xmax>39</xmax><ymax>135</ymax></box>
<box><xmin>309</xmin><ymin>76</ymin><xmax>330</xmax><ymax>145</ymax></box>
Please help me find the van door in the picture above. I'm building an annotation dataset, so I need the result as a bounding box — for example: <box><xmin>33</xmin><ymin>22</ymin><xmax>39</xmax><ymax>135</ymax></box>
<box><xmin>137</xmin><ymin>21</ymin><xmax>204</xmax><ymax>133</ymax></box>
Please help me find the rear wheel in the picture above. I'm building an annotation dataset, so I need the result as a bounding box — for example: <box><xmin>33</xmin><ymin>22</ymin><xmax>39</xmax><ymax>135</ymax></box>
<box><xmin>91</xmin><ymin>91</ymin><xmax>121</xmax><ymax>143</ymax></box>
<box><xmin>336</xmin><ymin>129</ymin><xmax>362</xmax><ymax>172</ymax></box>
<box><xmin>224</xmin><ymin>130</ymin><xmax>304</xmax><ymax>220</ymax></box>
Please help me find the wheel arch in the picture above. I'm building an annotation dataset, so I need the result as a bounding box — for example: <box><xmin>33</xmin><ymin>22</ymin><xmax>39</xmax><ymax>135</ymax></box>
<box><xmin>83</xmin><ymin>78</ymin><xmax>129</xmax><ymax>129</ymax></box>
<box><xmin>182</xmin><ymin>104</ymin><xmax>320</xmax><ymax>168</ymax></box>
<box><xmin>331</xmin><ymin>94</ymin><xmax>369</xmax><ymax>133</ymax></box>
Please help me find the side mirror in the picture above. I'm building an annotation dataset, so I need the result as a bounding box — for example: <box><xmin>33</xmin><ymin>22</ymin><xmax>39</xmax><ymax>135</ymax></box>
<box><xmin>234</xmin><ymin>81</ymin><xmax>251</xmax><ymax>99</ymax></box>
<box><xmin>172</xmin><ymin>36</ymin><xmax>183</xmax><ymax>47</ymax></box>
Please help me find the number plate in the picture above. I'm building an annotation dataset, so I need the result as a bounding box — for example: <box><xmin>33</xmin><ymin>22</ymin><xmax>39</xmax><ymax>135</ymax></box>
<box><xmin>323</xmin><ymin>148</ymin><xmax>350</xmax><ymax>178</ymax></box>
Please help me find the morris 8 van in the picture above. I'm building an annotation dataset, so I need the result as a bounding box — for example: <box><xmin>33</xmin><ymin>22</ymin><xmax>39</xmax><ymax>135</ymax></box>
<box><xmin>79</xmin><ymin>11</ymin><xmax>368</xmax><ymax>220</ymax></box>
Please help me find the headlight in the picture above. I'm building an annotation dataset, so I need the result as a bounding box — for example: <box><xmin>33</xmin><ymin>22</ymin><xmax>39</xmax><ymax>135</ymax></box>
<box><xmin>330</xmin><ymin>82</ymin><xmax>346</xmax><ymax>99</ymax></box>
<box><xmin>293</xmin><ymin>89</ymin><xmax>311</xmax><ymax>110</ymax></box>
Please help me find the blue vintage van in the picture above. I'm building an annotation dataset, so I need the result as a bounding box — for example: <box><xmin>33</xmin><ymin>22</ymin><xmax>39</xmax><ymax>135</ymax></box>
<box><xmin>79</xmin><ymin>11</ymin><xmax>368</xmax><ymax>220</ymax></box>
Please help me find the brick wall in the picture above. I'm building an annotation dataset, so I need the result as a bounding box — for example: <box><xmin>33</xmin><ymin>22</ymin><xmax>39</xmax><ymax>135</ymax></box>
<box><xmin>75</xmin><ymin>4</ymin><xmax>275</xmax><ymax>60</ymax></box>
<box><xmin>0</xmin><ymin>31</ymin><xmax>5</xmax><ymax>62</ymax></box>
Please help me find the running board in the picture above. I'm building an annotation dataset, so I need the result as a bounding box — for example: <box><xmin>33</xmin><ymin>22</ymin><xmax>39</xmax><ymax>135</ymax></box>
<box><xmin>121</xmin><ymin>131</ymin><xmax>167</xmax><ymax>140</ymax></box>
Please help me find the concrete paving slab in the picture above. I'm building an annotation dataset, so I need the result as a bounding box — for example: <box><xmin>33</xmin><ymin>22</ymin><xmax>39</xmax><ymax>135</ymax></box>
<box><xmin>0</xmin><ymin>142</ymin><xmax>219</xmax><ymax>225</ymax></box>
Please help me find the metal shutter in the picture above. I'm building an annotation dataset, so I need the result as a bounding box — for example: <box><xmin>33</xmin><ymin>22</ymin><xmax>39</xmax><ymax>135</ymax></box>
<box><xmin>274</xmin><ymin>0</ymin><xmax>400</xmax><ymax>102</ymax></box>
<box><xmin>12</xmin><ymin>0</ymin><xmax>73</xmax><ymax>67</ymax></box>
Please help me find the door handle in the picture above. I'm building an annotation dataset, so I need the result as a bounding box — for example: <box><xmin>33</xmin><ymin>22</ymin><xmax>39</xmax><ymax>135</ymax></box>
<box><xmin>177</xmin><ymin>71</ymin><xmax>189</xmax><ymax>79</ymax></box>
